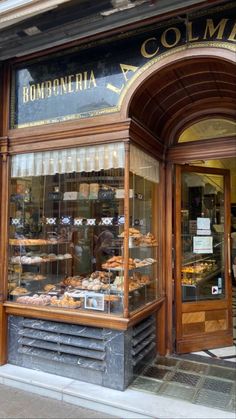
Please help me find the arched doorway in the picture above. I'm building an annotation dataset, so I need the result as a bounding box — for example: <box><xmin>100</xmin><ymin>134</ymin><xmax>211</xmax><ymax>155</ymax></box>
<box><xmin>123</xmin><ymin>49</ymin><xmax>236</xmax><ymax>356</ymax></box>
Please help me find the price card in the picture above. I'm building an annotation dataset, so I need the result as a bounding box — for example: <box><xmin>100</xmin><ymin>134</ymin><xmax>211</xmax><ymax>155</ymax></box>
<box><xmin>193</xmin><ymin>236</ymin><xmax>213</xmax><ymax>254</ymax></box>
<box><xmin>84</xmin><ymin>292</ymin><xmax>105</xmax><ymax>311</ymax></box>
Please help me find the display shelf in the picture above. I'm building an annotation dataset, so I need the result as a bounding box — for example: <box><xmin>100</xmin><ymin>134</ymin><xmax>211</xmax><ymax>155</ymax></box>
<box><xmin>10</xmin><ymin>258</ymin><xmax>72</xmax><ymax>265</ymax></box>
<box><xmin>8</xmin><ymin>149</ymin><xmax>160</xmax><ymax>316</ymax></box>
<box><xmin>9</xmin><ymin>239</ymin><xmax>71</xmax><ymax>246</ymax></box>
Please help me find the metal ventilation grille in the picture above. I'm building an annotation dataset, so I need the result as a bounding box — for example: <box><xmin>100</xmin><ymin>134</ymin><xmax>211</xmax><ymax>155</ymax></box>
<box><xmin>17</xmin><ymin>318</ymin><xmax>106</xmax><ymax>372</ymax></box>
<box><xmin>132</xmin><ymin>316</ymin><xmax>156</xmax><ymax>367</ymax></box>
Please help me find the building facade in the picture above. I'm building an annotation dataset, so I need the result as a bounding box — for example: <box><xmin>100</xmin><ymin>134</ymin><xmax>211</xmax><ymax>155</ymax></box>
<box><xmin>0</xmin><ymin>0</ymin><xmax>235</xmax><ymax>389</ymax></box>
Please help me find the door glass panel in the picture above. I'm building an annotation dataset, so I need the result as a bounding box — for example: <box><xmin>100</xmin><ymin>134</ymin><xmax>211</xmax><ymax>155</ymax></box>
<box><xmin>181</xmin><ymin>171</ymin><xmax>225</xmax><ymax>302</ymax></box>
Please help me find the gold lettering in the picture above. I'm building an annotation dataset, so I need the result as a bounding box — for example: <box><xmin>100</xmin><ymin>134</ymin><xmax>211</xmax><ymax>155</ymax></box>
<box><xmin>228</xmin><ymin>22</ymin><xmax>236</xmax><ymax>41</ymax></box>
<box><xmin>141</xmin><ymin>37</ymin><xmax>159</xmax><ymax>58</ymax></box>
<box><xmin>36</xmin><ymin>83</ymin><xmax>45</xmax><ymax>100</ymax></box>
<box><xmin>45</xmin><ymin>80</ymin><xmax>52</xmax><ymax>98</ymax></box>
<box><xmin>161</xmin><ymin>27</ymin><xmax>181</xmax><ymax>48</ymax></box>
<box><xmin>120</xmin><ymin>63</ymin><xmax>138</xmax><ymax>82</ymax></box>
<box><xmin>88</xmin><ymin>70</ymin><xmax>97</xmax><ymax>88</ymax></box>
<box><xmin>60</xmin><ymin>77</ymin><xmax>68</xmax><ymax>94</ymax></box>
<box><xmin>22</xmin><ymin>86</ymin><xmax>29</xmax><ymax>103</ymax></box>
<box><xmin>30</xmin><ymin>85</ymin><xmax>36</xmax><ymax>101</ymax></box>
<box><xmin>203</xmin><ymin>18</ymin><xmax>228</xmax><ymax>40</ymax></box>
<box><xmin>53</xmin><ymin>79</ymin><xmax>60</xmax><ymax>95</ymax></box>
<box><xmin>68</xmin><ymin>75</ymin><xmax>74</xmax><ymax>93</ymax></box>
<box><xmin>22</xmin><ymin>69</ymin><xmax>97</xmax><ymax>102</ymax></box>
<box><xmin>106</xmin><ymin>82</ymin><xmax>124</xmax><ymax>95</ymax></box>
<box><xmin>75</xmin><ymin>73</ymin><xmax>83</xmax><ymax>91</ymax></box>
<box><xmin>187</xmin><ymin>22</ymin><xmax>199</xmax><ymax>42</ymax></box>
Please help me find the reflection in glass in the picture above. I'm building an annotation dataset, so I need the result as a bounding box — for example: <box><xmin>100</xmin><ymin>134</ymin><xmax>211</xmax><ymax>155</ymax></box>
<box><xmin>181</xmin><ymin>171</ymin><xmax>225</xmax><ymax>302</ymax></box>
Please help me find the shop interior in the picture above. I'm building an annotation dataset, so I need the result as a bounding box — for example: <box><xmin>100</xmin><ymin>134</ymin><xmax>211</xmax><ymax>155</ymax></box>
<box><xmin>177</xmin><ymin>117</ymin><xmax>236</xmax><ymax>356</ymax></box>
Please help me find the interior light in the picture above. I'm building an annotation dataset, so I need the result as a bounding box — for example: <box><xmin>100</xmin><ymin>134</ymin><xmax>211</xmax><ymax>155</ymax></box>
<box><xmin>23</xmin><ymin>26</ymin><xmax>42</xmax><ymax>36</ymax></box>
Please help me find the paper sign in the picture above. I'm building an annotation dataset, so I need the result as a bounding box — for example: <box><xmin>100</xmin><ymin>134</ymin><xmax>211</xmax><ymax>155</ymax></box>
<box><xmin>84</xmin><ymin>292</ymin><xmax>105</xmax><ymax>311</ymax></box>
<box><xmin>212</xmin><ymin>285</ymin><xmax>219</xmax><ymax>295</ymax></box>
<box><xmin>197</xmin><ymin>217</ymin><xmax>210</xmax><ymax>230</ymax></box>
<box><xmin>197</xmin><ymin>229</ymin><xmax>211</xmax><ymax>235</ymax></box>
<box><xmin>193</xmin><ymin>236</ymin><xmax>213</xmax><ymax>254</ymax></box>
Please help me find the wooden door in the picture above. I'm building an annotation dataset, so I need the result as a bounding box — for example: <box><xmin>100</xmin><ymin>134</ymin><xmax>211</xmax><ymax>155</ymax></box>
<box><xmin>175</xmin><ymin>165</ymin><xmax>233</xmax><ymax>353</ymax></box>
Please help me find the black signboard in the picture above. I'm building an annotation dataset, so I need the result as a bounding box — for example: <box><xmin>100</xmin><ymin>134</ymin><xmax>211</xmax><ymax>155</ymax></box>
<box><xmin>10</xmin><ymin>3</ymin><xmax>236</xmax><ymax>128</ymax></box>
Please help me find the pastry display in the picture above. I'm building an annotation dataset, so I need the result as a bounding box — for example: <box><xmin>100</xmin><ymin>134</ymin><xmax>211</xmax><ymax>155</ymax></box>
<box><xmin>182</xmin><ymin>278</ymin><xmax>196</xmax><ymax>285</ymax></box>
<box><xmin>112</xmin><ymin>274</ymin><xmax>151</xmax><ymax>292</ymax></box>
<box><xmin>44</xmin><ymin>284</ymin><xmax>56</xmax><ymax>292</ymax></box>
<box><xmin>102</xmin><ymin>256</ymin><xmax>136</xmax><ymax>270</ymax></box>
<box><xmin>119</xmin><ymin>228</ymin><xmax>141</xmax><ymax>238</ymax></box>
<box><xmin>16</xmin><ymin>294</ymin><xmax>51</xmax><ymax>305</ymax></box>
<box><xmin>9</xmin><ymin>239</ymin><xmax>50</xmax><ymax>246</ymax></box>
<box><xmin>10</xmin><ymin>287</ymin><xmax>29</xmax><ymax>295</ymax></box>
<box><xmin>104</xmin><ymin>294</ymin><xmax>120</xmax><ymax>302</ymax></box>
<box><xmin>8</xmin><ymin>282</ymin><xmax>17</xmax><ymax>293</ymax></box>
<box><xmin>11</xmin><ymin>253</ymin><xmax>72</xmax><ymax>264</ymax></box>
<box><xmin>181</xmin><ymin>261</ymin><xmax>216</xmax><ymax>275</ymax></box>
<box><xmin>50</xmin><ymin>295</ymin><xmax>81</xmax><ymax>308</ymax></box>
<box><xmin>63</xmin><ymin>276</ymin><xmax>84</xmax><ymax>287</ymax></box>
<box><xmin>90</xmin><ymin>271</ymin><xmax>113</xmax><ymax>283</ymax></box>
<box><xmin>134</xmin><ymin>258</ymin><xmax>156</xmax><ymax>267</ymax></box>
<box><xmin>133</xmin><ymin>233</ymin><xmax>157</xmax><ymax>247</ymax></box>
<box><xmin>63</xmin><ymin>274</ymin><xmax>110</xmax><ymax>291</ymax></box>
<box><xmin>9</xmin><ymin>172</ymin><xmax>158</xmax><ymax>314</ymax></box>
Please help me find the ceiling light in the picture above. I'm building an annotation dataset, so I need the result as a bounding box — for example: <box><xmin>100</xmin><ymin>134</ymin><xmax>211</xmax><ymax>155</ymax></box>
<box><xmin>23</xmin><ymin>26</ymin><xmax>42</xmax><ymax>36</ymax></box>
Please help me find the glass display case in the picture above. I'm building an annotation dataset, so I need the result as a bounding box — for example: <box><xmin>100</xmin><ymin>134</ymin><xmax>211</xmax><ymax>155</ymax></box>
<box><xmin>180</xmin><ymin>171</ymin><xmax>225</xmax><ymax>302</ymax></box>
<box><xmin>8</xmin><ymin>143</ymin><xmax>161</xmax><ymax>316</ymax></box>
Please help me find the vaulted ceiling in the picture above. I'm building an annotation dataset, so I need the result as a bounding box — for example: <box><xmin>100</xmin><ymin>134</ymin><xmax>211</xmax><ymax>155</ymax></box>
<box><xmin>128</xmin><ymin>57</ymin><xmax>236</xmax><ymax>144</ymax></box>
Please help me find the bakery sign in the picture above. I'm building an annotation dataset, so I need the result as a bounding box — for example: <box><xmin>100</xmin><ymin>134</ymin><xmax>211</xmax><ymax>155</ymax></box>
<box><xmin>11</xmin><ymin>3</ymin><xmax>236</xmax><ymax>128</ymax></box>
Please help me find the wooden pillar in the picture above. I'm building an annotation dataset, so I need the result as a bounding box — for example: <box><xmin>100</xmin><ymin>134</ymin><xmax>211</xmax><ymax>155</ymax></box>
<box><xmin>0</xmin><ymin>63</ymin><xmax>11</xmax><ymax>365</ymax></box>
<box><xmin>165</xmin><ymin>162</ymin><xmax>174</xmax><ymax>355</ymax></box>
<box><xmin>157</xmin><ymin>301</ymin><xmax>166</xmax><ymax>355</ymax></box>
<box><xmin>123</xmin><ymin>142</ymin><xmax>130</xmax><ymax>318</ymax></box>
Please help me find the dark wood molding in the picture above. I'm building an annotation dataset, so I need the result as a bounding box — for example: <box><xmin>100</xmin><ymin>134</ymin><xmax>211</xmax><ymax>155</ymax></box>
<box><xmin>129</xmin><ymin>119</ymin><xmax>164</xmax><ymax>161</ymax></box>
<box><xmin>4</xmin><ymin>298</ymin><xmax>165</xmax><ymax>331</ymax></box>
<box><xmin>165</xmin><ymin>162</ymin><xmax>174</xmax><ymax>354</ymax></box>
<box><xmin>182</xmin><ymin>299</ymin><xmax>230</xmax><ymax>312</ymax></box>
<box><xmin>166</xmin><ymin>136</ymin><xmax>236</xmax><ymax>163</ymax></box>
<box><xmin>0</xmin><ymin>64</ymin><xmax>11</xmax><ymax>137</ymax></box>
<box><xmin>164</xmin><ymin>99</ymin><xmax>236</xmax><ymax>146</ymax></box>
<box><xmin>176</xmin><ymin>332</ymin><xmax>233</xmax><ymax>354</ymax></box>
<box><xmin>0</xmin><ymin>305</ymin><xmax>7</xmax><ymax>365</ymax></box>
<box><xmin>8</xmin><ymin>118</ymin><xmax>131</xmax><ymax>154</ymax></box>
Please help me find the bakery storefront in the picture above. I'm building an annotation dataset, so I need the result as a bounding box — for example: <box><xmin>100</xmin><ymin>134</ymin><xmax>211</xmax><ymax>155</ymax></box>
<box><xmin>0</xmin><ymin>2</ymin><xmax>235</xmax><ymax>389</ymax></box>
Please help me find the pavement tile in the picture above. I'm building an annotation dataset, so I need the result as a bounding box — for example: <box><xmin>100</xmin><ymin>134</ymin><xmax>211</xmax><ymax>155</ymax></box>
<box><xmin>0</xmin><ymin>384</ymin><xmax>116</xmax><ymax>419</ymax></box>
<box><xmin>158</xmin><ymin>382</ymin><xmax>196</xmax><ymax>401</ymax></box>
<box><xmin>208</xmin><ymin>365</ymin><xmax>236</xmax><ymax>381</ymax></box>
<box><xmin>202</xmin><ymin>377</ymin><xmax>234</xmax><ymax>394</ymax></box>
<box><xmin>193</xmin><ymin>389</ymin><xmax>232</xmax><ymax>410</ymax></box>
<box><xmin>131</xmin><ymin>376</ymin><xmax>163</xmax><ymax>394</ymax></box>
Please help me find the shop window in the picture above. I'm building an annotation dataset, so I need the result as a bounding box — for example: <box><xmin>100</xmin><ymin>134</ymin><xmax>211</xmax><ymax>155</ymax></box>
<box><xmin>8</xmin><ymin>143</ymin><xmax>161</xmax><ymax>316</ymax></box>
<box><xmin>178</xmin><ymin>118</ymin><xmax>236</xmax><ymax>143</ymax></box>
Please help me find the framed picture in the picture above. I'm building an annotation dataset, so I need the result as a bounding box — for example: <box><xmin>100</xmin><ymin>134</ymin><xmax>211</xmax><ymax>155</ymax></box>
<box><xmin>84</xmin><ymin>292</ymin><xmax>105</xmax><ymax>311</ymax></box>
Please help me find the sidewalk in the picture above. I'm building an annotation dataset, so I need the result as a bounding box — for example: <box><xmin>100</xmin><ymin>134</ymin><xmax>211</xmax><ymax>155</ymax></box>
<box><xmin>0</xmin><ymin>363</ymin><xmax>235</xmax><ymax>419</ymax></box>
<box><xmin>0</xmin><ymin>383</ymin><xmax>115</xmax><ymax>419</ymax></box>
